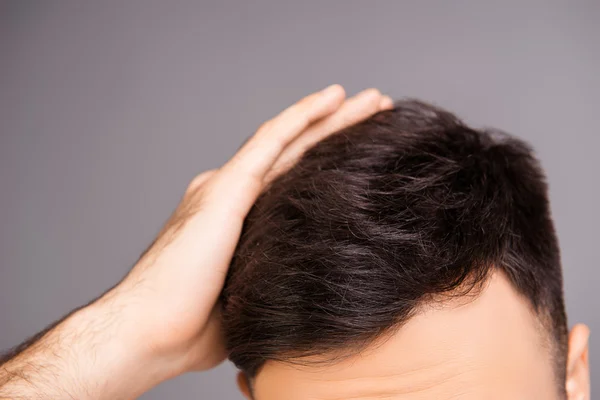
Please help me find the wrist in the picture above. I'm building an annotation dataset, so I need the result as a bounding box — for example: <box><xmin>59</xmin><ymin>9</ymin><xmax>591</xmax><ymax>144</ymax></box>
<box><xmin>58</xmin><ymin>294</ymin><xmax>185</xmax><ymax>399</ymax></box>
<box><xmin>98</xmin><ymin>271</ymin><xmax>217</xmax><ymax>374</ymax></box>
<box><xmin>0</xmin><ymin>294</ymin><xmax>178</xmax><ymax>400</ymax></box>
<box><xmin>91</xmin><ymin>287</ymin><xmax>191</xmax><ymax>373</ymax></box>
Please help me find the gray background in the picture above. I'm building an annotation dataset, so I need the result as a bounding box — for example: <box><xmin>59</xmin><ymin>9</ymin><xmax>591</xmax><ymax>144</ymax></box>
<box><xmin>0</xmin><ymin>1</ymin><xmax>598</xmax><ymax>398</ymax></box>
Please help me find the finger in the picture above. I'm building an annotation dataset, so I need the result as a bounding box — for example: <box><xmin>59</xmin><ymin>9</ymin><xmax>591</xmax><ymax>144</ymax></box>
<box><xmin>204</xmin><ymin>84</ymin><xmax>346</xmax><ymax>216</ymax></box>
<box><xmin>230</xmin><ymin>84</ymin><xmax>345</xmax><ymax>181</ymax></box>
<box><xmin>379</xmin><ymin>95</ymin><xmax>394</xmax><ymax>110</ymax></box>
<box><xmin>265</xmin><ymin>88</ymin><xmax>385</xmax><ymax>182</ymax></box>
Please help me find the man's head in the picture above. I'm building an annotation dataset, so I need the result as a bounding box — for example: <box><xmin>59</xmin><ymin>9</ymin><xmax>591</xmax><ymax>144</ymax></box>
<box><xmin>221</xmin><ymin>99</ymin><xmax>590</xmax><ymax>399</ymax></box>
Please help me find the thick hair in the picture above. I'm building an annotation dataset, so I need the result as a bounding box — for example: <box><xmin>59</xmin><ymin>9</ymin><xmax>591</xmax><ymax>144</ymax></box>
<box><xmin>221</xmin><ymin>99</ymin><xmax>568</xmax><ymax>389</ymax></box>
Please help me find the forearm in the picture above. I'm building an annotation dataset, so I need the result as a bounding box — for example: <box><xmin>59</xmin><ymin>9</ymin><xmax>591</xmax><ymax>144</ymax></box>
<box><xmin>0</xmin><ymin>291</ymin><xmax>176</xmax><ymax>400</ymax></box>
<box><xmin>0</xmin><ymin>84</ymin><xmax>363</xmax><ymax>399</ymax></box>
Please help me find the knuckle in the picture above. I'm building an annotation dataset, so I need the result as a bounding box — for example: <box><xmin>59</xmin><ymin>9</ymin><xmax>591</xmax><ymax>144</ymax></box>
<box><xmin>186</xmin><ymin>169</ymin><xmax>216</xmax><ymax>193</ymax></box>
<box><xmin>270</xmin><ymin>136</ymin><xmax>287</xmax><ymax>155</ymax></box>
<box><xmin>285</xmin><ymin>108</ymin><xmax>310</xmax><ymax>130</ymax></box>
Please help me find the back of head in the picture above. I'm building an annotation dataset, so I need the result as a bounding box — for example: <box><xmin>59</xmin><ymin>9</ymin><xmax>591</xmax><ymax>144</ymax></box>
<box><xmin>221</xmin><ymin>99</ymin><xmax>567</xmax><ymax>389</ymax></box>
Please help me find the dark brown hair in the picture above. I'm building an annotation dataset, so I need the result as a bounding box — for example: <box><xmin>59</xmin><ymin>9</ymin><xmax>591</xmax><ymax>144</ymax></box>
<box><xmin>221</xmin><ymin>99</ymin><xmax>568</xmax><ymax>391</ymax></box>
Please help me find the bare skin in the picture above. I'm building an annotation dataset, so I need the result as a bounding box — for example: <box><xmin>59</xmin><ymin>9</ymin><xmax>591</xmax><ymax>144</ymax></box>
<box><xmin>0</xmin><ymin>84</ymin><xmax>395</xmax><ymax>399</ymax></box>
<box><xmin>244</xmin><ymin>271</ymin><xmax>591</xmax><ymax>400</ymax></box>
<box><xmin>0</xmin><ymin>85</ymin><xmax>590</xmax><ymax>400</ymax></box>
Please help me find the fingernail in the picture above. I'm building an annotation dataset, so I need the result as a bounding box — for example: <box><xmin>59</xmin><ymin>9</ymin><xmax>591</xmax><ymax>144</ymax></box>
<box><xmin>321</xmin><ymin>84</ymin><xmax>343</xmax><ymax>100</ymax></box>
<box><xmin>380</xmin><ymin>95</ymin><xmax>394</xmax><ymax>109</ymax></box>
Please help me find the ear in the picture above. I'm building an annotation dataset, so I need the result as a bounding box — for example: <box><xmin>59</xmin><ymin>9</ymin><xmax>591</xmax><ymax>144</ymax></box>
<box><xmin>565</xmin><ymin>323</ymin><xmax>590</xmax><ymax>400</ymax></box>
<box><xmin>237</xmin><ymin>371</ymin><xmax>253</xmax><ymax>400</ymax></box>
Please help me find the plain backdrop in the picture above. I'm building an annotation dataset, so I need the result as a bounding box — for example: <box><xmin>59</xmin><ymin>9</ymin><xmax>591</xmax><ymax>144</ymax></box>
<box><xmin>0</xmin><ymin>1</ymin><xmax>598</xmax><ymax>398</ymax></box>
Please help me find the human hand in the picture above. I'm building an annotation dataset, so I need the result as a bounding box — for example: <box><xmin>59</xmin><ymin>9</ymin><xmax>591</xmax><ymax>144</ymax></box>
<box><xmin>0</xmin><ymin>84</ymin><xmax>393</xmax><ymax>400</ymax></box>
<box><xmin>103</xmin><ymin>84</ymin><xmax>394</xmax><ymax>377</ymax></box>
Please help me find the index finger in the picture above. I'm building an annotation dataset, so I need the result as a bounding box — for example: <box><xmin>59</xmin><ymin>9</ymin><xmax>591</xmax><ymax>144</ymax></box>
<box><xmin>205</xmin><ymin>84</ymin><xmax>346</xmax><ymax>216</ymax></box>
